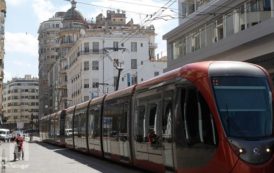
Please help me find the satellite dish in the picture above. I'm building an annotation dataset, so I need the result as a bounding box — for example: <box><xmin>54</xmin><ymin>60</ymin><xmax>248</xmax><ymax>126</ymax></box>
<box><xmin>80</xmin><ymin>29</ymin><xmax>86</xmax><ymax>36</ymax></box>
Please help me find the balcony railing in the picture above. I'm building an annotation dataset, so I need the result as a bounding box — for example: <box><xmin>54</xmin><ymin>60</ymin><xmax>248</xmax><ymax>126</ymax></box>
<box><xmin>76</xmin><ymin>49</ymin><xmax>104</xmax><ymax>57</ymax></box>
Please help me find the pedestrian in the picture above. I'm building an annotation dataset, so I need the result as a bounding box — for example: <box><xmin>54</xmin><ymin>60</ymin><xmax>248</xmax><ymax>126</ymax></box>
<box><xmin>13</xmin><ymin>133</ymin><xmax>24</xmax><ymax>161</ymax></box>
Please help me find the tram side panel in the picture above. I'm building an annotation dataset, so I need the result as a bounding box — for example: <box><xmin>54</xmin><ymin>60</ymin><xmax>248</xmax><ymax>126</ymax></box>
<box><xmin>48</xmin><ymin>115</ymin><xmax>57</xmax><ymax>143</ymax></box>
<box><xmin>40</xmin><ymin>116</ymin><xmax>49</xmax><ymax>141</ymax></box>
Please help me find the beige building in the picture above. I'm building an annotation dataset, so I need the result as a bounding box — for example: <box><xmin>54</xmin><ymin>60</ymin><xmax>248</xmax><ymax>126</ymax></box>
<box><xmin>38</xmin><ymin>12</ymin><xmax>65</xmax><ymax>117</ymax></box>
<box><xmin>164</xmin><ymin>0</ymin><xmax>274</xmax><ymax>76</ymax></box>
<box><xmin>0</xmin><ymin>0</ymin><xmax>6</xmax><ymax>119</ymax></box>
<box><xmin>2</xmin><ymin>75</ymin><xmax>39</xmax><ymax>129</ymax></box>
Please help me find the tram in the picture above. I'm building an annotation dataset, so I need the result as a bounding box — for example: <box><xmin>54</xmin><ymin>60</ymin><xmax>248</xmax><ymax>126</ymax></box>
<box><xmin>40</xmin><ymin>61</ymin><xmax>274</xmax><ymax>173</ymax></box>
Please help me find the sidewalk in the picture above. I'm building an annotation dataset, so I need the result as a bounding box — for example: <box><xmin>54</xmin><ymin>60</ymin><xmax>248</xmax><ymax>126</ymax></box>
<box><xmin>0</xmin><ymin>142</ymin><xmax>144</xmax><ymax>173</ymax></box>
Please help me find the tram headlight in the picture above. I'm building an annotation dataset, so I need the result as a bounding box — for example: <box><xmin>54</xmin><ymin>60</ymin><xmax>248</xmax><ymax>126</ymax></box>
<box><xmin>230</xmin><ymin>142</ymin><xmax>246</xmax><ymax>155</ymax></box>
<box><xmin>266</xmin><ymin>148</ymin><xmax>271</xmax><ymax>153</ymax></box>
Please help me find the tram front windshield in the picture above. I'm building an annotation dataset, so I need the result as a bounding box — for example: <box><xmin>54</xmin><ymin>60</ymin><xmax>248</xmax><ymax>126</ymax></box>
<box><xmin>212</xmin><ymin>76</ymin><xmax>272</xmax><ymax>139</ymax></box>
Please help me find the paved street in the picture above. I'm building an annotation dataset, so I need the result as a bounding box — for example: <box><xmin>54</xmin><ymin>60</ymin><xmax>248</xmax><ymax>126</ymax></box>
<box><xmin>0</xmin><ymin>141</ymin><xmax>145</xmax><ymax>173</ymax></box>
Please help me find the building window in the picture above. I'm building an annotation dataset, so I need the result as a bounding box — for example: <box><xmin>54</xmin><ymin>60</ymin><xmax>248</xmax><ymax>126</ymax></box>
<box><xmin>92</xmin><ymin>61</ymin><xmax>99</xmax><ymax>70</ymax></box>
<box><xmin>216</xmin><ymin>17</ymin><xmax>224</xmax><ymax>41</ymax></box>
<box><xmin>93</xmin><ymin>42</ymin><xmax>99</xmax><ymax>53</ymax></box>
<box><xmin>84</xmin><ymin>79</ymin><xmax>89</xmax><ymax>88</ymax></box>
<box><xmin>225</xmin><ymin>12</ymin><xmax>234</xmax><ymax>37</ymax></box>
<box><xmin>132</xmin><ymin>75</ymin><xmax>137</xmax><ymax>85</ymax></box>
<box><xmin>131</xmin><ymin>59</ymin><xmax>137</xmax><ymax>69</ymax></box>
<box><xmin>84</xmin><ymin>96</ymin><xmax>89</xmax><ymax>101</ymax></box>
<box><xmin>192</xmin><ymin>31</ymin><xmax>200</xmax><ymax>51</ymax></box>
<box><xmin>131</xmin><ymin>42</ymin><xmax>137</xmax><ymax>52</ymax></box>
<box><xmin>113</xmin><ymin>41</ymin><xmax>119</xmax><ymax>51</ymax></box>
<box><xmin>154</xmin><ymin>72</ymin><xmax>159</xmax><ymax>76</ymax></box>
<box><xmin>92</xmin><ymin>79</ymin><xmax>99</xmax><ymax>88</ymax></box>
<box><xmin>172</xmin><ymin>38</ymin><xmax>186</xmax><ymax>59</ymax></box>
<box><xmin>84</xmin><ymin>61</ymin><xmax>89</xmax><ymax>71</ymax></box>
<box><xmin>84</xmin><ymin>42</ymin><xmax>89</xmax><ymax>52</ymax></box>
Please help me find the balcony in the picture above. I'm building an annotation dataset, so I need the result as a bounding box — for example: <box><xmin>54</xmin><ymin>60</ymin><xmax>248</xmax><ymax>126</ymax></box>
<box><xmin>77</xmin><ymin>49</ymin><xmax>104</xmax><ymax>57</ymax></box>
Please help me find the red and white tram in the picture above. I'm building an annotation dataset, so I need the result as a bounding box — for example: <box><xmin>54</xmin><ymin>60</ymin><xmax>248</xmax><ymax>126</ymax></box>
<box><xmin>40</xmin><ymin>61</ymin><xmax>274</xmax><ymax>173</ymax></box>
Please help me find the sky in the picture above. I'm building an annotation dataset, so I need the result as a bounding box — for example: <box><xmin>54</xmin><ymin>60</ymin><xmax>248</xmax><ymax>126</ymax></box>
<box><xmin>4</xmin><ymin>0</ymin><xmax>178</xmax><ymax>82</ymax></box>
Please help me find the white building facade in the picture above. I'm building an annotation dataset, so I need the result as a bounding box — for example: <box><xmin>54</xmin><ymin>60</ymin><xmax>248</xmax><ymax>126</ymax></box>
<box><xmin>66</xmin><ymin>28</ymin><xmax>166</xmax><ymax>105</ymax></box>
<box><xmin>2</xmin><ymin>75</ymin><xmax>39</xmax><ymax>128</ymax></box>
<box><xmin>38</xmin><ymin>1</ymin><xmax>166</xmax><ymax>111</ymax></box>
<box><xmin>164</xmin><ymin>0</ymin><xmax>274</xmax><ymax>74</ymax></box>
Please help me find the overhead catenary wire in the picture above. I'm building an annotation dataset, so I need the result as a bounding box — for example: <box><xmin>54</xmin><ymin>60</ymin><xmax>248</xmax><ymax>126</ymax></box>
<box><xmin>107</xmin><ymin>0</ymin><xmax>178</xmax><ymax>11</ymax></box>
<box><xmin>67</xmin><ymin>0</ymin><xmax>177</xmax><ymax>43</ymax></box>
<box><xmin>117</xmin><ymin>0</ymin><xmax>177</xmax><ymax>44</ymax></box>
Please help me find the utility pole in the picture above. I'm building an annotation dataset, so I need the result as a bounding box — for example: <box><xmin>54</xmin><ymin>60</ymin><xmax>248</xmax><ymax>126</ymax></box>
<box><xmin>115</xmin><ymin>66</ymin><xmax>123</xmax><ymax>91</ymax></box>
<box><xmin>103</xmin><ymin>48</ymin><xmax>126</xmax><ymax>91</ymax></box>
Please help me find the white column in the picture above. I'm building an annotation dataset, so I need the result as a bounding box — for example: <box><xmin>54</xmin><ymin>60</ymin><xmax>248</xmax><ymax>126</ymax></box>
<box><xmin>244</xmin><ymin>3</ymin><xmax>248</xmax><ymax>29</ymax></box>
<box><xmin>271</xmin><ymin>0</ymin><xmax>274</xmax><ymax>17</ymax></box>
<box><xmin>233</xmin><ymin>9</ymin><xmax>240</xmax><ymax>33</ymax></box>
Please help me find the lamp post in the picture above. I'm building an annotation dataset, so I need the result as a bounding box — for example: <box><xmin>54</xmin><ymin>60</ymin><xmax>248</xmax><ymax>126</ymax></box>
<box><xmin>31</xmin><ymin>113</ymin><xmax>34</xmax><ymax>130</ymax></box>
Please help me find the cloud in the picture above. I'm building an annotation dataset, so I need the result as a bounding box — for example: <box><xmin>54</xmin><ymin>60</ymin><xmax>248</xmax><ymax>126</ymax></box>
<box><xmin>32</xmin><ymin>0</ymin><xmax>57</xmax><ymax>23</ymax></box>
<box><xmin>5</xmin><ymin>32</ymin><xmax>38</xmax><ymax>57</ymax></box>
<box><xmin>32</xmin><ymin>0</ymin><xmax>70</xmax><ymax>23</ymax></box>
<box><xmin>6</xmin><ymin>0</ymin><xmax>27</xmax><ymax>6</ymax></box>
<box><xmin>3</xmin><ymin>70</ymin><xmax>12</xmax><ymax>82</ymax></box>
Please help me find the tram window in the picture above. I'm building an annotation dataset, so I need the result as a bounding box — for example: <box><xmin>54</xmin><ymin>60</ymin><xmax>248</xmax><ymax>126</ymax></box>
<box><xmin>185</xmin><ymin>89</ymin><xmax>199</xmax><ymax>144</ymax></box>
<box><xmin>74</xmin><ymin>114</ymin><xmax>80</xmax><ymax>136</ymax></box>
<box><xmin>149</xmin><ymin>104</ymin><xmax>157</xmax><ymax>131</ymax></box>
<box><xmin>65</xmin><ymin>112</ymin><xmax>73</xmax><ymax>136</ymax></box>
<box><xmin>120</xmin><ymin>104</ymin><xmax>127</xmax><ymax>133</ymax></box>
<box><xmin>74</xmin><ymin>112</ymin><xmax>86</xmax><ymax>137</ymax></box>
<box><xmin>163</xmin><ymin>102</ymin><xmax>172</xmax><ymax>139</ymax></box>
<box><xmin>198</xmin><ymin>93</ymin><xmax>217</xmax><ymax>145</ymax></box>
<box><xmin>80</xmin><ymin>112</ymin><xmax>86</xmax><ymax>136</ymax></box>
<box><xmin>104</xmin><ymin>100</ymin><xmax>129</xmax><ymax>140</ymax></box>
<box><xmin>184</xmin><ymin>88</ymin><xmax>217</xmax><ymax>146</ymax></box>
<box><xmin>88</xmin><ymin>106</ymin><xmax>100</xmax><ymax>138</ymax></box>
<box><xmin>136</xmin><ymin>106</ymin><xmax>145</xmax><ymax>142</ymax></box>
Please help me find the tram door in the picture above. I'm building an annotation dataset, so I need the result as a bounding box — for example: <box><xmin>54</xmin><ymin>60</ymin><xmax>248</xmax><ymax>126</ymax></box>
<box><xmin>103</xmin><ymin>98</ymin><xmax>131</xmax><ymax>161</ymax></box>
<box><xmin>174</xmin><ymin>87</ymin><xmax>218</xmax><ymax>170</ymax></box>
<box><xmin>134</xmin><ymin>91</ymin><xmax>165</xmax><ymax>168</ymax></box>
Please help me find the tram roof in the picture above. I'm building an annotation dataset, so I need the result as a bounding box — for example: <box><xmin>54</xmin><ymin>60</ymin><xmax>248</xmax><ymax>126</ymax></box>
<box><xmin>65</xmin><ymin>105</ymin><xmax>76</xmax><ymax>114</ymax></box>
<box><xmin>105</xmin><ymin>85</ymin><xmax>136</xmax><ymax>101</ymax></box>
<box><xmin>75</xmin><ymin>100</ymin><xmax>90</xmax><ymax>111</ymax></box>
<box><xmin>90</xmin><ymin>95</ymin><xmax>106</xmax><ymax>105</ymax></box>
<box><xmin>136</xmin><ymin>61</ymin><xmax>211</xmax><ymax>91</ymax></box>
